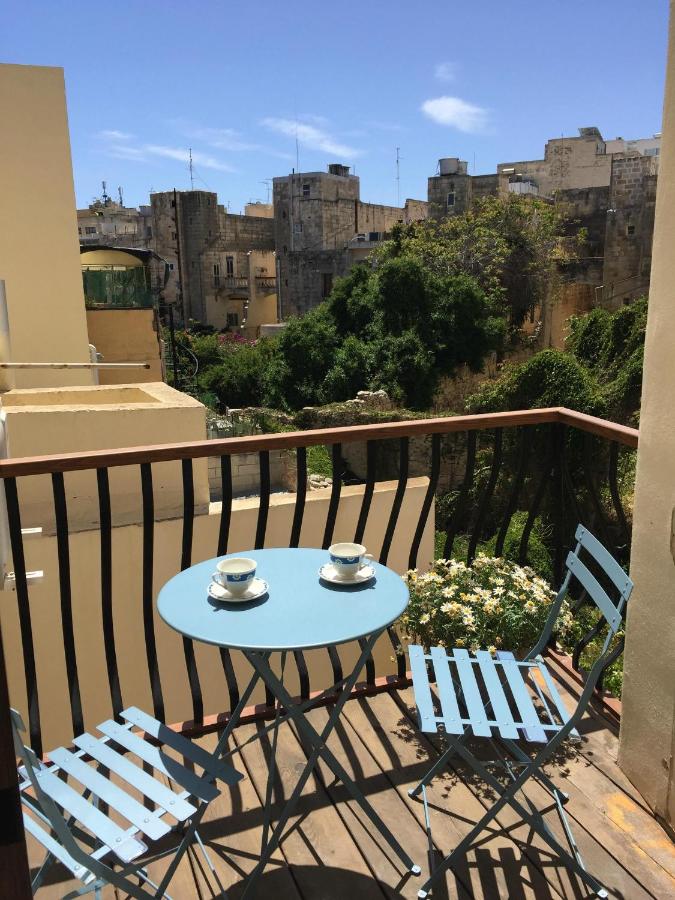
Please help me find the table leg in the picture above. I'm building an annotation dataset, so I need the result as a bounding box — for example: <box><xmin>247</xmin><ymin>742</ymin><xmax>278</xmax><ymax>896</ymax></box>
<box><xmin>240</xmin><ymin>634</ymin><xmax>419</xmax><ymax>898</ymax></box>
<box><xmin>213</xmin><ymin>661</ymin><xmax>265</xmax><ymax>759</ymax></box>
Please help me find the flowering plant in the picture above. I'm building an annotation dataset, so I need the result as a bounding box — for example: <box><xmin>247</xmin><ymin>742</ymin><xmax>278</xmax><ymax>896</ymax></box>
<box><xmin>401</xmin><ymin>556</ymin><xmax>572</xmax><ymax>655</ymax></box>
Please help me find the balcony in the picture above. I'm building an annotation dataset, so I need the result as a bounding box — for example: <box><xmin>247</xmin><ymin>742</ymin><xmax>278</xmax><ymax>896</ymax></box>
<box><xmin>2</xmin><ymin>408</ymin><xmax>673</xmax><ymax>898</ymax></box>
<box><xmin>255</xmin><ymin>275</ymin><xmax>277</xmax><ymax>290</ymax></box>
<box><xmin>217</xmin><ymin>275</ymin><xmax>249</xmax><ymax>292</ymax></box>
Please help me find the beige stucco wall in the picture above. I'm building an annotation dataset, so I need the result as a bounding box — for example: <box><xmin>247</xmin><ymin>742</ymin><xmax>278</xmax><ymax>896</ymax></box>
<box><xmin>619</xmin><ymin>5</ymin><xmax>675</xmax><ymax>832</ymax></box>
<box><xmin>1</xmin><ymin>478</ymin><xmax>433</xmax><ymax>750</ymax></box>
<box><xmin>86</xmin><ymin>309</ymin><xmax>163</xmax><ymax>384</ymax></box>
<box><xmin>0</xmin><ymin>382</ymin><xmax>208</xmax><ymax>532</ymax></box>
<box><xmin>0</xmin><ymin>65</ymin><xmax>92</xmax><ymax>387</ymax></box>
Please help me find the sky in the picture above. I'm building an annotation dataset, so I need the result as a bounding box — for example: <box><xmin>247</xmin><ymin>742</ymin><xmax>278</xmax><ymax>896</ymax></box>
<box><xmin>2</xmin><ymin>1</ymin><xmax>670</xmax><ymax>213</ymax></box>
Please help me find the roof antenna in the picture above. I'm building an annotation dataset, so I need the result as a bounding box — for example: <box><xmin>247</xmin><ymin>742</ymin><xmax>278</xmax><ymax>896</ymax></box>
<box><xmin>189</xmin><ymin>148</ymin><xmax>194</xmax><ymax>190</ymax></box>
<box><xmin>118</xmin><ymin>185</ymin><xmax>123</xmax><ymax>206</ymax></box>
<box><xmin>101</xmin><ymin>180</ymin><xmax>110</xmax><ymax>205</ymax></box>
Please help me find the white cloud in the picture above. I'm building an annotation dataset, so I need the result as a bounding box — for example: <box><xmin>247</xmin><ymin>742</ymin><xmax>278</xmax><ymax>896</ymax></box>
<box><xmin>421</xmin><ymin>96</ymin><xmax>489</xmax><ymax>133</ymax></box>
<box><xmin>107</xmin><ymin>144</ymin><xmax>148</xmax><ymax>161</ymax></box>
<box><xmin>260</xmin><ymin>117</ymin><xmax>361</xmax><ymax>158</ymax></box>
<box><xmin>143</xmin><ymin>144</ymin><xmax>235</xmax><ymax>172</ymax></box>
<box><xmin>434</xmin><ymin>62</ymin><xmax>458</xmax><ymax>83</ymax></box>
<box><xmin>98</xmin><ymin>129</ymin><xmax>133</xmax><ymax>141</ymax></box>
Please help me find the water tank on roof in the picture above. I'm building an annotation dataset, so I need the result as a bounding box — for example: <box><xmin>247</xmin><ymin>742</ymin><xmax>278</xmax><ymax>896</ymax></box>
<box><xmin>328</xmin><ymin>164</ymin><xmax>350</xmax><ymax>177</ymax></box>
<box><xmin>438</xmin><ymin>158</ymin><xmax>467</xmax><ymax>176</ymax></box>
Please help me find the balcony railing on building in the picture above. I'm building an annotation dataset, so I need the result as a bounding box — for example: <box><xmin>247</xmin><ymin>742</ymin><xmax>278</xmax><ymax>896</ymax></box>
<box><xmin>82</xmin><ymin>266</ymin><xmax>154</xmax><ymax>309</ymax></box>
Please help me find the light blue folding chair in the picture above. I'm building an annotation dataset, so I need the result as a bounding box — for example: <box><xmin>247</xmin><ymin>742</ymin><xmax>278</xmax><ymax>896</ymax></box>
<box><xmin>407</xmin><ymin>525</ymin><xmax>633</xmax><ymax>899</ymax></box>
<box><xmin>13</xmin><ymin>705</ymin><xmax>243</xmax><ymax>898</ymax></box>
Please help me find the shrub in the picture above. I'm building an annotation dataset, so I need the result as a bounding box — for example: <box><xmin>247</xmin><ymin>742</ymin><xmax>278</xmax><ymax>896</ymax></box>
<box><xmin>402</xmin><ymin>556</ymin><xmax>572</xmax><ymax>655</ymax></box>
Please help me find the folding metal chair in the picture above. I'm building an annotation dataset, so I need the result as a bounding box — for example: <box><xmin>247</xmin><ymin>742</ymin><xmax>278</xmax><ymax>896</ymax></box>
<box><xmin>13</xmin><ymin>705</ymin><xmax>243</xmax><ymax>898</ymax></box>
<box><xmin>407</xmin><ymin>525</ymin><xmax>633</xmax><ymax>899</ymax></box>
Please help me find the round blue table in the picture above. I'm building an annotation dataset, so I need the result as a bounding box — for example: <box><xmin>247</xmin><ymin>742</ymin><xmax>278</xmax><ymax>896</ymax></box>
<box><xmin>157</xmin><ymin>547</ymin><xmax>419</xmax><ymax>895</ymax></box>
<box><xmin>157</xmin><ymin>547</ymin><xmax>409</xmax><ymax>652</ymax></box>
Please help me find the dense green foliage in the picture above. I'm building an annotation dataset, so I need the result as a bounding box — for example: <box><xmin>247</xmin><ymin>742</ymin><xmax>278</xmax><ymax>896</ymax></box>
<box><xmin>468</xmin><ymin>297</ymin><xmax>647</xmax><ymax>425</ymax></box>
<box><xmin>168</xmin><ymin>194</ymin><xmax>575</xmax><ymax>413</ymax></box>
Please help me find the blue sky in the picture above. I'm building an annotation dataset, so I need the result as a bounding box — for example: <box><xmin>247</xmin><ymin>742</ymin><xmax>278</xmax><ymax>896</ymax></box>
<box><xmin>3</xmin><ymin>1</ymin><xmax>669</xmax><ymax>212</ymax></box>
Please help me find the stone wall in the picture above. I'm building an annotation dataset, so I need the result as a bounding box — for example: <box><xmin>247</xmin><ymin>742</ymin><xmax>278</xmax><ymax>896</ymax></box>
<box><xmin>207</xmin><ymin>449</ymin><xmax>295</xmax><ymax>499</ymax></box>
<box><xmin>602</xmin><ymin>154</ymin><xmax>657</xmax><ymax>305</ymax></box>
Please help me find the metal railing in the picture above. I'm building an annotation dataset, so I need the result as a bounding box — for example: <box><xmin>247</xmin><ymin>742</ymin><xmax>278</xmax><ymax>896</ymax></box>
<box><xmin>0</xmin><ymin>407</ymin><xmax>637</xmax><ymax>761</ymax></box>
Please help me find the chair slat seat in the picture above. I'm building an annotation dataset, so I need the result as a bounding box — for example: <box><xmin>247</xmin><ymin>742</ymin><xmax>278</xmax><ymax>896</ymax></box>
<box><xmin>48</xmin><ymin>746</ymin><xmax>172</xmax><ymax>841</ymax></box>
<box><xmin>96</xmin><ymin>719</ymin><xmax>220</xmax><ymax>802</ymax></box>
<box><xmin>23</xmin><ymin>812</ymin><xmax>94</xmax><ymax>883</ymax></box>
<box><xmin>121</xmin><ymin>706</ymin><xmax>242</xmax><ymax>786</ymax></box>
<box><xmin>475</xmin><ymin>650</ymin><xmax>519</xmax><ymax>739</ymax></box>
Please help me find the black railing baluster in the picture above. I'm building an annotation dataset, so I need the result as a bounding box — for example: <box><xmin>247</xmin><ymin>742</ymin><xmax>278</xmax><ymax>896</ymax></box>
<box><xmin>96</xmin><ymin>468</ymin><xmax>122</xmax><ymax>718</ymax></box>
<box><xmin>387</xmin><ymin>626</ymin><xmax>406</xmax><ymax>680</ymax></box>
<box><xmin>255</xmin><ymin>451</ymin><xmax>270</xmax><ymax>550</ymax></box>
<box><xmin>608</xmin><ymin>441</ymin><xmax>631</xmax><ymax>554</ymax></box>
<box><xmin>358</xmin><ymin>637</ymin><xmax>376</xmax><ymax>687</ymax></box>
<box><xmin>467</xmin><ymin>428</ymin><xmax>503</xmax><ymax>563</ymax></box>
<box><xmin>495</xmin><ymin>428</ymin><xmax>530</xmax><ymax>558</ymax></box>
<box><xmin>409</xmin><ymin>433</ymin><xmax>441</xmax><ymax>571</ymax></box>
<box><xmin>354</xmin><ymin>441</ymin><xmax>376</xmax><ymax>544</ymax></box>
<box><xmin>443</xmin><ymin>431</ymin><xmax>477</xmax><ymax>559</ymax></box>
<box><xmin>582</xmin><ymin>433</ymin><xmax>615</xmax><ymax>555</ymax></box>
<box><xmin>216</xmin><ymin>455</ymin><xmax>232</xmax><ymax>556</ymax></box>
<box><xmin>289</xmin><ymin>447</ymin><xmax>307</xmax><ymax>548</ymax></box>
<box><xmin>322</xmin><ymin>444</ymin><xmax>342</xmax><ymax>549</ymax></box>
<box><xmin>140</xmin><ymin>463</ymin><xmax>164</xmax><ymax>722</ymax></box>
<box><xmin>518</xmin><ymin>426</ymin><xmax>555</xmax><ymax>566</ymax></box>
<box><xmin>52</xmin><ymin>473</ymin><xmax>83</xmax><ymax>738</ymax></box>
<box><xmin>293</xmin><ymin>650</ymin><xmax>310</xmax><ymax>700</ymax></box>
<box><xmin>219</xmin><ymin>648</ymin><xmax>239</xmax><ymax>712</ymax></box>
<box><xmin>379</xmin><ymin>438</ymin><xmax>409</xmax><ymax>566</ymax></box>
<box><xmin>180</xmin><ymin>460</ymin><xmax>203</xmax><ymax>724</ymax></box>
<box><xmin>327</xmin><ymin>645</ymin><xmax>343</xmax><ymax>689</ymax></box>
<box><xmin>4</xmin><ymin>478</ymin><xmax>41</xmax><ymax>756</ymax></box>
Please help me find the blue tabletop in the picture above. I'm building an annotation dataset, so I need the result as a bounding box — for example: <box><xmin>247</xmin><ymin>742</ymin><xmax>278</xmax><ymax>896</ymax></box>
<box><xmin>157</xmin><ymin>548</ymin><xmax>409</xmax><ymax>652</ymax></box>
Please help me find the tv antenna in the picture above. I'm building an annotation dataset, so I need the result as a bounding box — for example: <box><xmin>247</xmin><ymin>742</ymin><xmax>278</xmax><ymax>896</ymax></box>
<box><xmin>118</xmin><ymin>185</ymin><xmax>123</xmax><ymax>206</ymax></box>
<box><xmin>101</xmin><ymin>180</ymin><xmax>110</xmax><ymax>204</ymax></box>
<box><xmin>260</xmin><ymin>179</ymin><xmax>272</xmax><ymax>203</ymax></box>
<box><xmin>188</xmin><ymin>148</ymin><xmax>194</xmax><ymax>190</ymax></box>
<box><xmin>396</xmin><ymin>147</ymin><xmax>402</xmax><ymax>206</ymax></box>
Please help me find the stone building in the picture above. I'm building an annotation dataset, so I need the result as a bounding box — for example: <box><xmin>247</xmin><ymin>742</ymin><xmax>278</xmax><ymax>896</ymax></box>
<box><xmin>77</xmin><ymin>197</ymin><xmax>153</xmax><ymax>248</ymax></box>
<box><xmin>273</xmin><ymin>164</ymin><xmax>428</xmax><ymax>317</ymax></box>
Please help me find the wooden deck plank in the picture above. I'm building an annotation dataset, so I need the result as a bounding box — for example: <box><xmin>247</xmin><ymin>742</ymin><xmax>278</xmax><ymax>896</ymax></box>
<box><xmin>233</xmin><ymin>717</ymin><xmax>385</xmax><ymax>899</ymax></box>
<box><xmin>294</xmin><ymin>704</ymin><xmax>470</xmax><ymax>899</ymax></box>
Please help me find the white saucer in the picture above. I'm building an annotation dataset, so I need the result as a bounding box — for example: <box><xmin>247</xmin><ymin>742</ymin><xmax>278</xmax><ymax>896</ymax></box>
<box><xmin>208</xmin><ymin>577</ymin><xmax>269</xmax><ymax>603</ymax></box>
<box><xmin>319</xmin><ymin>563</ymin><xmax>376</xmax><ymax>585</ymax></box>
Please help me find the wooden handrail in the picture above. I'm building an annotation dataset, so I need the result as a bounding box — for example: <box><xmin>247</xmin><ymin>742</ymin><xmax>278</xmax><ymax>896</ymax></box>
<box><xmin>0</xmin><ymin>407</ymin><xmax>638</xmax><ymax>478</ymax></box>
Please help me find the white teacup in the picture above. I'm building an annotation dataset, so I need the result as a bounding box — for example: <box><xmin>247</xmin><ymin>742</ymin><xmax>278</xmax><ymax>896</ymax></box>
<box><xmin>213</xmin><ymin>557</ymin><xmax>257</xmax><ymax>597</ymax></box>
<box><xmin>328</xmin><ymin>542</ymin><xmax>373</xmax><ymax>579</ymax></box>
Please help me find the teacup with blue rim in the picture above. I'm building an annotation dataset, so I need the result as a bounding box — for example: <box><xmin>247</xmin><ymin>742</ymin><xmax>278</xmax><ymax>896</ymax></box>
<box><xmin>328</xmin><ymin>542</ymin><xmax>372</xmax><ymax>579</ymax></box>
<box><xmin>213</xmin><ymin>557</ymin><xmax>257</xmax><ymax>597</ymax></box>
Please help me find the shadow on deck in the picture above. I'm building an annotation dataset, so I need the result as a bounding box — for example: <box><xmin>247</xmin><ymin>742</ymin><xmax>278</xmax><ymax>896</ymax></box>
<box><xmin>29</xmin><ymin>657</ymin><xmax>675</xmax><ymax>899</ymax></box>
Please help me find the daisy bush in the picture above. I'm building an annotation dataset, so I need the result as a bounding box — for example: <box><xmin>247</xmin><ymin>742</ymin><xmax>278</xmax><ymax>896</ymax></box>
<box><xmin>401</xmin><ymin>556</ymin><xmax>573</xmax><ymax>655</ymax></box>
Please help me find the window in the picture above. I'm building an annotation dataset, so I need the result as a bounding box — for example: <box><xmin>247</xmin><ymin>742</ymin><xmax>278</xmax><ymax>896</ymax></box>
<box><xmin>171</xmin><ymin>231</ymin><xmax>177</xmax><ymax>241</ymax></box>
<box><xmin>78</xmin><ymin>227</ymin><xmax>82</xmax><ymax>235</ymax></box>
<box><xmin>146</xmin><ymin>225</ymin><xmax>152</xmax><ymax>237</ymax></box>
<box><xmin>302</xmin><ymin>183</ymin><xmax>310</xmax><ymax>198</ymax></box>
<box><xmin>85</xmin><ymin>226</ymin><xmax>97</xmax><ymax>234</ymax></box>
<box><xmin>627</xmin><ymin>224</ymin><xmax>636</xmax><ymax>236</ymax></box>
<box><xmin>282</xmin><ymin>210</ymin><xmax>287</xmax><ymax>219</ymax></box>
<box><xmin>169</xmin><ymin>263</ymin><xmax>174</xmax><ymax>270</ymax></box>
<box><xmin>171</xmin><ymin>199</ymin><xmax>176</xmax><ymax>208</ymax></box>
<box><xmin>446</xmin><ymin>192</ymin><xmax>455</xmax><ymax>208</ymax></box>
<box><xmin>322</xmin><ymin>273</ymin><xmax>333</xmax><ymax>298</ymax></box>
<box><xmin>293</xmin><ymin>222</ymin><xmax>303</xmax><ymax>234</ymax></box>
<box><xmin>226</xmin><ymin>256</ymin><xmax>234</xmax><ymax>275</ymax></box>
<box><xmin>645</xmin><ymin>147</ymin><xmax>660</xmax><ymax>157</ymax></box>
<box><xmin>213</xmin><ymin>263</ymin><xmax>220</xmax><ymax>288</ymax></box>
<box><xmin>227</xmin><ymin>312</ymin><xmax>239</xmax><ymax>327</ymax></box>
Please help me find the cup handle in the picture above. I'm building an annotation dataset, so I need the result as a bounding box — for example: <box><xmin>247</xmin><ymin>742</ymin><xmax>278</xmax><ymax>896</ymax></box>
<box><xmin>360</xmin><ymin>553</ymin><xmax>374</xmax><ymax>568</ymax></box>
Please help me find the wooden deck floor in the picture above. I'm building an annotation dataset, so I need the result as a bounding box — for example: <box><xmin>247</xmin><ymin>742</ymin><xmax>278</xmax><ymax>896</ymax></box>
<box><xmin>30</xmin><ymin>656</ymin><xmax>675</xmax><ymax>899</ymax></box>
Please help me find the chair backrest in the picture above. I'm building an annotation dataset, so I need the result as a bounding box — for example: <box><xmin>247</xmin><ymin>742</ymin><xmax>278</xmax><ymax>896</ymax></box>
<box><xmin>529</xmin><ymin>524</ymin><xmax>633</xmax><ymax>662</ymax></box>
<box><xmin>11</xmin><ymin>707</ymin><xmax>89</xmax><ymax>866</ymax></box>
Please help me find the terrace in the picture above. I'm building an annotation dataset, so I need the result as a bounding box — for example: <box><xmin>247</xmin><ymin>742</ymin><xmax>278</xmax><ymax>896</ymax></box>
<box><xmin>2</xmin><ymin>407</ymin><xmax>674</xmax><ymax>898</ymax></box>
